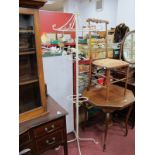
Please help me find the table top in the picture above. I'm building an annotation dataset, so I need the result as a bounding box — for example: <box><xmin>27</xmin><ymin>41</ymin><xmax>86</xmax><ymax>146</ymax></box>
<box><xmin>92</xmin><ymin>58</ymin><xmax>129</xmax><ymax>69</ymax></box>
<box><xmin>19</xmin><ymin>96</ymin><xmax>68</xmax><ymax>135</ymax></box>
<box><xmin>83</xmin><ymin>85</ymin><xmax>134</xmax><ymax>112</ymax></box>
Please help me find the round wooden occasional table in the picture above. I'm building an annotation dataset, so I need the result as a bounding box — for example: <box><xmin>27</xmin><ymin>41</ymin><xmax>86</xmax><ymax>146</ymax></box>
<box><xmin>83</xmin><ymin>85</ymin><xmax>135</xmax><ymax>151</ymax></box>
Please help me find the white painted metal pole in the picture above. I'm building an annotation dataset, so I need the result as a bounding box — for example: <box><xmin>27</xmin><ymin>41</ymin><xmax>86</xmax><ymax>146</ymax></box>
<box><xmin>75</xmin><ymin>13</ymin><xmax>79</xmax><ymax>139</ymax></box>
<box><xmin>75</xmin><ymin>13</ymin><xmax>82</xmax><ymax>155</ymax></box>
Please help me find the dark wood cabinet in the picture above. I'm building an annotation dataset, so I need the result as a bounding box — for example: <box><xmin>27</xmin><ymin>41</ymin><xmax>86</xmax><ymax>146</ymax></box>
<box><xmin>33</xmin><ymin>118</ymin><xmax>64</xmax><ymax>138</ymax></box>
<box><xmin>19</xmin><ymin>2</ymin><xmax>68</xmax><ymax>155</ymax></box>
<box><xmin>19</xmin><ymin>130</ymin><xmax>34</xmax><ymax>155</ymax></box>
<box><xmin>35</xmin><ymin>121</ymin><xmax>66</xmax><ymax>154</ymax></box>
<box><xmin>19</xmin><ymin>0</ymin><xmax>47</xmax><ymax>9</ymax></box>
<box><xmin>19</xmin><ymin>1</ymin><xmax>68</xmax><ymax>155</ymax></box>
<box><xmin>20</xmin><ymin>142</ymin><xmax>34</xmax><ymax>155</ymax></box>
<box><xmin>19</xmin><ymin>96</ymin><xmax>68</xmax><ymax>155</ymax></box>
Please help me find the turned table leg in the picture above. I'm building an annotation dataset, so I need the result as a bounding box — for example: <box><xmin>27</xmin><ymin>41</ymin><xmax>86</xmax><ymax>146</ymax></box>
<box><xmin>103</xmin><ymin>112</ymin><xmax>110</xmax><ymax>151</ymax></box>
<box><xmin>81</xmin><ymin>102</ymin><xmax>88</xmax><ymax>130</ymax></box>
<box><xmin>124</xmin><ymin>105</ymin><xmax>133</xmax><ymax>136</ymax></box>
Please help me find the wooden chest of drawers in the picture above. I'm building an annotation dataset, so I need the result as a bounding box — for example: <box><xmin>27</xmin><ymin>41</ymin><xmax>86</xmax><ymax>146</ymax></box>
<box><xmin>19</xmin><ymin>96</ymin><xmax>68</xmax><ymax>155</ymax></box>
<box><xmin>33</xmin><ymin>118</ymin><xmax>64</xmax><ymax>138</ymax></box>
<box><xmin>36</xmin><ymin>128</ymin><xmax>64</xmax><ymax>152</ymax></box>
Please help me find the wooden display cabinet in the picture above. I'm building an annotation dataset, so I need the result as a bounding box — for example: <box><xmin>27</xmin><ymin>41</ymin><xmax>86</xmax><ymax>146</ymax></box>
<box><xmin>19</xmin><ymin>8</ymin><xmax>46</xmax><ymax>122</ymax></box>
<box><xmin>19</xmin><ymin>0</ymin><xmax>47</xmax><ymax>9</ymax></box>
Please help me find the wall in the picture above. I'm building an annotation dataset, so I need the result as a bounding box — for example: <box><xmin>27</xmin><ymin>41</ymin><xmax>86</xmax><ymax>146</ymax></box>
<box><xmin>63</xmin><ymin>0</ymin><xmax>135</xmax><ymax>30</ymax></box>
<box><xmin>43</xmin><ymin>55</ymin><xmax>74</xmax><ymax>133</ymax></box>
<box><xmin>64</xmin><ymin>0</ymin><xmax>118</xmax><ymax>29</ymax></box>
<box><xmin>63</xmin><ymin>0</ymin><xmax>80</xmax><ymax>13</ymax></box>
<box><xmin>79</xmin><ymin>0</ymin><xmax>118</xmax><ymax>28</ymax></box>
<box><xmin>116</xmin><ymin>0</ymin><xmax>135</xmax><ymax>30</ymax></box>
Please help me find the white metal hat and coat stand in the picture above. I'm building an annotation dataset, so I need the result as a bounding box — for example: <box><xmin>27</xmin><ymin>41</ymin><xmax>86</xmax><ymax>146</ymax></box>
<box><xmin>52</xmin><ymin>13</ymin><xmax>108</xmax><ymax>155</ymax></box>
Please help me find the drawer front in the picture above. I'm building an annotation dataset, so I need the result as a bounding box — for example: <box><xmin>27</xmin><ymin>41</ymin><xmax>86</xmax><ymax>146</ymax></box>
<box><xmin>33</xmin><ymin>118</ymin><xmax>64</xmax><ymax>138</ymax></box>
<box><xmin>36</xmin><ymin>129</ymin><xmax>64</xmax><ymax>153</ymax></box>
<box><xmin>19</xmin><ymin>143</ymin><xmax>34</xmax><ymax>155</ymax></box>
<box><xmin>20</xmin><ymin>131</ymin><xmax>31</xmax><ymax>146</ymax></box>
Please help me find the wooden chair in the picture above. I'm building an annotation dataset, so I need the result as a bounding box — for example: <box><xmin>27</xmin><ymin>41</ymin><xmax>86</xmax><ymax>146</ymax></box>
<box><xmin>87</xmin><ymin>58</ymin><xmax>129</xmax><ymax>100</ymax></box>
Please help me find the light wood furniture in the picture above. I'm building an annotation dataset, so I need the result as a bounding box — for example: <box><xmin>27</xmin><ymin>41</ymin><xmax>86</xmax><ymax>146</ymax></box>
<box><xmin>92</xmin><ymin>58</ymin><xmax>129</xmax><ymax>69</ymax></box>
<box><xmin>19</xmin><ymin>7</ymin><xmax>47</xmax><ymax>122</ymax></box>
<box><xmin>86</xmin><ymin>19</ymin><xmax>109</xmax><ymax>88</ymax></box>
<box><xmin>86</xmin><ymin>18</ymin><xmax>109</xmax><ymax>59</ymax></box>
<box><xmin>83</xmin><ymin>85</ymin><xmax>135</xmax><ymax>151</ymax></box>
<box><xmin>88</xmin><ymin>58</ymin><xmax>129</xmax><ymax>100</ymax></box>
<box><xmin>19</xmin><ymin>96</ymin><xmax>68</xmax><ymax>155</ymax></box>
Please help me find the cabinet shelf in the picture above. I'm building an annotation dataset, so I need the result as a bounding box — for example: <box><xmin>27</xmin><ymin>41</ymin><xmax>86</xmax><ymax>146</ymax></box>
<box><xmin>19</xmin><ymin>29</ymin><xmax>34</xmax><ymax>33</ymax></box>
<box><xmin>20</xmin><ymin>51</ymin><xmax>36</xmax><ymax>55</ymax></box>
<box><xmin>20</xmin><ymin>79</ymin><xmax>39</xmax><ymax>86</ymax></box>
<box><xmin>20</xmin><ymin>48</ymin><xmax>36</xmax><ymax>53</ymax></box>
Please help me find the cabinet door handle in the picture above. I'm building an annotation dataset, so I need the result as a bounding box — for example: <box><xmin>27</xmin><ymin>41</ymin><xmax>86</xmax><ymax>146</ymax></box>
<box><xmin>44</xmin><ymin>124</ymin><xmax>55</xmax><ymax>133</ymax></box>
<box><xmin>19</xmin><ymin>148</ymin><xmax>31</xmax><ymax>155</ymax></box>
<box><xmin>46</xmin><ymin>137</ymin><xmax>56</xmax><ymax>145</ymax></box>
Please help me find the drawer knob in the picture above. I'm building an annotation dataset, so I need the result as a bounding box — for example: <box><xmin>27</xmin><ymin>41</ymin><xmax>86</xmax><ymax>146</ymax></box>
<box><xmin>46</xmin><ymin>137</ymin><xmax>56</xmax><ymax>145</ymax></box>
<box><xmin>44</xmin><ymin>124</ymin><xmax>55</xmax><ymax>133</ymax></box>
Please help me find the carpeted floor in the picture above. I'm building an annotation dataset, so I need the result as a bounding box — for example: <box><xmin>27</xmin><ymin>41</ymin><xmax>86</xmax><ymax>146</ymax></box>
<box><xmin>41</xmin><ymin>123</ymin><xmax>135</xmax><ymax>155</ymax></box>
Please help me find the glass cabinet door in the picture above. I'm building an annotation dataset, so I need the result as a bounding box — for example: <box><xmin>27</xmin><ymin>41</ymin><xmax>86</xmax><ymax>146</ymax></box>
<box><xmin>19</xmin><ymin>14</ymin><xmax>35</xmax><ymax>52</ymax></box>
<box><xmin>19</xmin><ymin>13</ymin><xmax>42</xmax><ymax>114</ymax></box>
